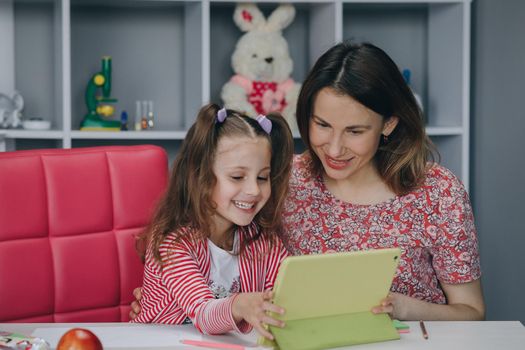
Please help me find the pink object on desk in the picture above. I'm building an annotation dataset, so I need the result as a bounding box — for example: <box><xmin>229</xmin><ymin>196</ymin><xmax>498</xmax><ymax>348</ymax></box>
<box><xmin>181</xmin><ymin>339</ymin><xmax>245</xmax><ymax>350</ymax></box>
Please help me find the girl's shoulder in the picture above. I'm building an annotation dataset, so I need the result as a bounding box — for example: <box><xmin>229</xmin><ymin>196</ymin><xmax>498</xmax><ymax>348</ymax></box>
<box><xmin>159</xmin><ymin>226</ymin><xmax>206</xmax><ymax>252</ymax></box>
<box><xmin>239</xmin><ymin>222</ymin><xmax>270</xmax><ymax>243</ymax></box>
<box><xmin>239</xmin><ymin>223</ymin><xmax>282</xmax><ymax>253</ymax></box>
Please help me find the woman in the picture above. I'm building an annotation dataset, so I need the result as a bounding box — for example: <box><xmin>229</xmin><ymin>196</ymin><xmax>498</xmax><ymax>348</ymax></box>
<box><xmin>131</xmin><ymin>42</ymin><xmax>484</xmax><ymax>321</ymax></box>
<box><xmin>283</xmin><ymin>42</ymin><xmax>484</xmax><ymax>320</ymax></box>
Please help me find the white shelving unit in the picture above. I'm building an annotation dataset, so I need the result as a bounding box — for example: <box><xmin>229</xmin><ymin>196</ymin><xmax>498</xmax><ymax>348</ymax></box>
<box><xmin>0</xmin><ymin>0</ymin><xmax>472</xmax><ymax>188</ymax></box>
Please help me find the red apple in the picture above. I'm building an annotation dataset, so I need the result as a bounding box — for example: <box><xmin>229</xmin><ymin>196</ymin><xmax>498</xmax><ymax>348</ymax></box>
<box><xmin>56</xmin><ymin>328</ymin><xmax>103</xmax><ymax>350</ymax></box>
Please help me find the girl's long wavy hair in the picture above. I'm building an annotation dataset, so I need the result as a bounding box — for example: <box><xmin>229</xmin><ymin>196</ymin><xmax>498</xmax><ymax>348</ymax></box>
<box><xmin>296</xmin><ymin>42</ymin><xmax>439</xmax><ymax>195</ymax></box>
<box><xmin>138</xmin><ymin>103</ymin><xmax>294</xmax><ymax>262</ymax></box>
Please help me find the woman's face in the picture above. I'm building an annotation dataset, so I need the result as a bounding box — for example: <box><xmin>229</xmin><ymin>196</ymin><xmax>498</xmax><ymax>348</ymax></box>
<box><xmin>309</xmin><ymin>87</ymin><xmax>397</xmax><ymax>182</ymax></box>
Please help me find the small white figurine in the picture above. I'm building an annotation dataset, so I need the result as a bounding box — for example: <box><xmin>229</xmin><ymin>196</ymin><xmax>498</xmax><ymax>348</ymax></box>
<box><xmin>0</xmin><ymin>92</ymin><xmax>24</xmax><ymax>129</ymax></box>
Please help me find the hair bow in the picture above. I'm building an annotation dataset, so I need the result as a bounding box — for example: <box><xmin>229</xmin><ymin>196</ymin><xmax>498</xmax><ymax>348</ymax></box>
<box><xmin>216</xmin><ymin>107</ymin><xmax>227</xmax><ymax>123</ymax></box>
<box><xmin>256</xmin><ymin>115</ymin><xmax>272</xmax><ymax>134</ymax></box>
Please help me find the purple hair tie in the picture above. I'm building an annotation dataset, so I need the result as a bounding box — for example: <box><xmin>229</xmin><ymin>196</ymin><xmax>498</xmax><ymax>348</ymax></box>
<box><xmin>216</xmin><ymin>107</ymin><xmax>227</xmax><ymax>123</ymax></box>
<box><xmin>256</xmin><ymin>114</ymin><xmax>272</xmax><ymax>134</ymax></box>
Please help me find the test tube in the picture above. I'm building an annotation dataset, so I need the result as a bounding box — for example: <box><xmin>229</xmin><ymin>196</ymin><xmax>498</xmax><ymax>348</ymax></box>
<box><xmin>141</xmin><ymin>100</ymin><xmax>148</xmax><ymax>130</ymax></box>
<box><xmin>147</xmin><ymin>100</ymin><xmax>154</xmax><ymax>129</ymax></box>
<box><xmin>135</xmin><ymin>101</ymin><xmax>142</xmax><ymax>131</ymax></box>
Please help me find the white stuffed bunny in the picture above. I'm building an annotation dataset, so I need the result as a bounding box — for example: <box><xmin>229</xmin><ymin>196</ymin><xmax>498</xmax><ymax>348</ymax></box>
<box><xmin>221</xmin><ymin>3</ymin><xmax>301</xmax><ymax>131</ymax></box>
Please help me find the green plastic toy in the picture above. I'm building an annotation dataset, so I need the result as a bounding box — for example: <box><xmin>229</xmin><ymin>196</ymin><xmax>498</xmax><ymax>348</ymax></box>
<box><xmin>80</xmin><ymin>56</ymin><xmax>121</xmax><ymax>131</ymax></box>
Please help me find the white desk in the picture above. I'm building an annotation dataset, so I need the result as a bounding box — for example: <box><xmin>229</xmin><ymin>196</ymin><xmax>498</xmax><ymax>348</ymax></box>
<box><xmin>1</xmin><ymin>321</ymin><xmax>524</xmax><ymax>350</ymax></box>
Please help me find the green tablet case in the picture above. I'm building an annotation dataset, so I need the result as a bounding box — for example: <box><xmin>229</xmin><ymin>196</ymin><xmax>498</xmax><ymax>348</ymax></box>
<box><xmin>265</xmin><ymin>248</ymin><xmax>401</xmax><ymax>350</ymax></box>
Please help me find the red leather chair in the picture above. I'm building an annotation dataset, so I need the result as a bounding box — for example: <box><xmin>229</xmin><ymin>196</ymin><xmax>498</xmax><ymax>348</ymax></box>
<box><xmin>0</xmin><ymin>145</ymin><xmax>168</xmax><ymax>322</ymax></box>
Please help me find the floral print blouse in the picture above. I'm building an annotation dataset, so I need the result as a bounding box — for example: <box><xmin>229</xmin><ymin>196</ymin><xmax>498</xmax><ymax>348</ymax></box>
<box><xmin>282</xmin><ymin>153</ymin><xmax>481</xmax><ymax>304</ymax></box>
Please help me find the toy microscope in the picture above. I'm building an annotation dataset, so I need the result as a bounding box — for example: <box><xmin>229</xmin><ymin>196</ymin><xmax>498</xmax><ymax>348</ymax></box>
<box><xmin>80</xmin><ymin>56</ymin><xmax>121</xmax><ymax>131</ymax></box>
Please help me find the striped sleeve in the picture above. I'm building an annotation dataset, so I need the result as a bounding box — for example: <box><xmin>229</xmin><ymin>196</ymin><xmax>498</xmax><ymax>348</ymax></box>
<box><xmin>160</xmin><ymin>236</ymin><xmax>241</xmax><ymax>334</ymax></box>
<box><xmin>264</xmin><ymin>237</ymin><xmax>289</xmax><ymax>291</ymax></box>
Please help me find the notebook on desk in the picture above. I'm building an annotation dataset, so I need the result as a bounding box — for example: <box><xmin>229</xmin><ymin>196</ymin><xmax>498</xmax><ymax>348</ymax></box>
<box><xmin>266</xmin><ymin>248</ymin><xmax>401</xmax><ymax>350</ymax></box>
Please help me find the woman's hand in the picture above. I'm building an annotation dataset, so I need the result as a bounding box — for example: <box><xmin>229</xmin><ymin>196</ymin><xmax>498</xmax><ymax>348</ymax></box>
<box><xmin>129</xmin><ymin>287</ymin><xmax>143</xmax><ymax>320</ymax></box>
<box><xmin>371</xmin><ymin>292</ymin><xmax>410</xmax><ymax>320</ymax></box>
<box><xmin>371</xmin><ymin>279</ymin><xmax>485</xmax><ymax>321</ymax></box>
<box><xmin>231</xmin><ymin>291</ymin><xmax>285</xmax><ymax>340</ymax></box>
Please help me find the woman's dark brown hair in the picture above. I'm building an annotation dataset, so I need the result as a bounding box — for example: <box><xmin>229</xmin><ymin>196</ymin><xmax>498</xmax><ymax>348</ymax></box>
<box><xmin>296</xmin><ymin>41</ymin><xmax>438</xmax><ymax>195</ymax></box>
<box><xmin>139</xmin><ymin>103</ymin><xmax>293</xmax><ymax>262</ymax></box>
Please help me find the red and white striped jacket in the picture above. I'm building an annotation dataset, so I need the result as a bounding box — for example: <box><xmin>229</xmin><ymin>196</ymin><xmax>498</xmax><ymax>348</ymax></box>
<box><xmin>132</xmin><ymin>223</ymin><xmax>288</xmax><ymax>335</ymax></box>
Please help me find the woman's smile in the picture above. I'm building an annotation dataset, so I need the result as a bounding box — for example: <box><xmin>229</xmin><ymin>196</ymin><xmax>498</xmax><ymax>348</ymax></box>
<box><xmin>324</xmin><ymin>154</ymin><xmax>354</xmax><ymax>170</ymax></box>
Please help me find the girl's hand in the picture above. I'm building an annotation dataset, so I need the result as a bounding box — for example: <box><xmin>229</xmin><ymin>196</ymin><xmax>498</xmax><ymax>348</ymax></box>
<box><xmin>129</xmin><ymin>287</ymin><xmax>143</xmax><ymax>320</ymax></box>
<box><xmin>232</xmin><ymin>291</ymin><xmax>285</xmax><ymax>340</ymax></box>
<box><xmin>371</xmin><ymin>292</ymin><xmax>410</xmax><ymax>320</ymax></box>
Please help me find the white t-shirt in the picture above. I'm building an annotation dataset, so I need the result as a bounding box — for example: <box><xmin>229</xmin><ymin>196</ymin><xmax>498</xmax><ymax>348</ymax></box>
<box><xmin>207</xmin><ymin>232</ymin><xmax>240</xmax><ymax>299</ymax></box>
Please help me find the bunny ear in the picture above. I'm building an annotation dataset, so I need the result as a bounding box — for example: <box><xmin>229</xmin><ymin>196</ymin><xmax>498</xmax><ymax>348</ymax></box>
<box><xmin>234</xmin><ymin>3</ymin><xmax>266</xmax><ymax>32</ymax></box>
<box><xmin>12</xmin><ymin>92</ymin><xmax>24</xmax><ymax>109</ymax></box>
<box><xmin>266</xmin><ymin>4</ymin><xmax>295</xmax><ymax>32</ymax></box>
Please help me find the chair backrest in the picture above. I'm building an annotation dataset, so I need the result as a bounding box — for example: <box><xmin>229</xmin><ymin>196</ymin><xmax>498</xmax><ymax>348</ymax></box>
<box><xmin>0</xmin><ymin>145</ymin><xmax>168</xmax><ymax>322</ymax></box>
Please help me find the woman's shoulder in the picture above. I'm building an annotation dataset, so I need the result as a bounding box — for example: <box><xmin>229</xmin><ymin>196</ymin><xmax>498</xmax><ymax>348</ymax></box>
<box><xmin>419</xmin><ymin>163</ymin><xmax>468</xmax><ymax>200</ymax></box>
<box><xmin>292</xmin><ymin>152</ymin><xmax>311</xmax><ymax>170</ymax></box>
<box><xmin>291</xmin><ymin>152</ymin><xmax>316</xmax><ymax>184</ymax></box>
<box><xmin>424</xmin><ymin>163</ymin><xmax>464</xmax><ymax>189</ymax></box>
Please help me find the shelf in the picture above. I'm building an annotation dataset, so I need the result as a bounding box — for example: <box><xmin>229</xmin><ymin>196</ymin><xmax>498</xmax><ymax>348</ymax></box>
<box><xmin>70</xmin><ymin>0</ymin><xmax>204</xmax><ymax>131</ymax></box>
<box><xmin>425</xmin><ymin>126</ymin><xmax>463</xmax><ymax>136</ymax></box>
<box><xmin>1</xmin><ymin>129</ymin><xmax>64</xmax><ymax>139</ymax></box>
<box><xmin>0</xmin><ymin>127</ymin><xmax>463</xmax><ymax>140</ymax></box>
<box><xmin>342</xmin><ymin>1</ymin><xmax>468</xmax><ymax>128</ymax></box>
<box><xmin>0</xmin><ymin>0</ymin><xmax>471</xmax><ymax>186</ymax></box>
<box><xmin>209</xmin><ymin>1</ymin><xmax>338</xmax><ymax>104</ymax></box>
<box><xmin>10</xmin><ymin>0</ymin><xmax>63</xmax><ymax>129</ymax></box>
<box><xmin>70</xmin><ymin>130</ymin><xmax>188</xmax><ymax>140</ymax></box>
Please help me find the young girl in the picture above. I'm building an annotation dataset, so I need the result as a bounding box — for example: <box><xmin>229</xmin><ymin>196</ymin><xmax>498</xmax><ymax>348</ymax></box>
<box><xmin>132</xmin><ymin>104</ymin><xmax>294</xmax><ymax>340</ymax></box>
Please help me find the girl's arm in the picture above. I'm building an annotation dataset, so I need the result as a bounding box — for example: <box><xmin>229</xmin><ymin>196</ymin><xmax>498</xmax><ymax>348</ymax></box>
<box><xmin>263</xmin><ymin>237</ymin><xmax>289</xmax><ymax>290</ymax></box>
<box><xmin>162</xmin><ymin>237</ymin><xmax>287</xmax><ymax>338</ymax></box>
<box><xmin>230</xmin><ymin>235</ymin><xmax>289</xmax><ymax>339</ymax></box>
<box><xmin>232</xmin><ymin>291</ymin><xmax>285</xmax><ymax>340</ymax></box>
<box><xmin>372</xmin><ymin>278</ymin><xmax>485</xmax><ymax>320</ymax></box>
<box><xmin>160</xmin><ymin>238</ymin><xmax>244</xmax><ymax>334</ymax></box>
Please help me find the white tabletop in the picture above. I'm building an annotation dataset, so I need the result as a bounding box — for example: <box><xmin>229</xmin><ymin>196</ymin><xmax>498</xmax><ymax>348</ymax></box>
<box><xmin>1</xmin><ymin>321</ymin><xmax>524</xmax><ymax>350</ymax></box>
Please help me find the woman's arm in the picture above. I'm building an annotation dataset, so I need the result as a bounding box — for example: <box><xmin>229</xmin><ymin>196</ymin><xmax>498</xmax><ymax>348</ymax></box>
<box><xmin>129</xmin><ymin>287</ymin><xmax>142</xmax><ymax>320</ymax></box>
<box><xmin>372</xmin><ymin>279</ymin><xmax>485</xmax><ymax>321</ymax></box>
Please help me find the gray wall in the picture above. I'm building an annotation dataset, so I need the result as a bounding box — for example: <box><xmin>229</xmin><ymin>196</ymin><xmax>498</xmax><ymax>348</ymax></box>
<box><xmin>471</xmin><ymin>0</ymin><xmax>525</xmax><ymax>322</ymax></box>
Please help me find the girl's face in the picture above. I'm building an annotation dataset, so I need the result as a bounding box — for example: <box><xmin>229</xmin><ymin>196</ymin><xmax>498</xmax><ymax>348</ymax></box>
<box><xmin>211</xmin><ymin>135</ymin><xmax>272</xmax><ymax>237</ymax></box>
<box><xmin>309</xmin><ymin>87</ymin><xmax>398</xmax><ymax>182</ymax></box>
